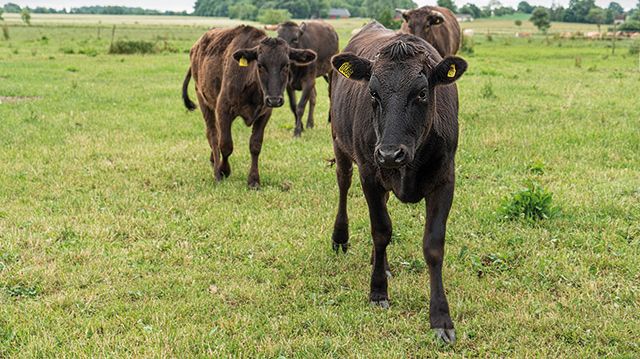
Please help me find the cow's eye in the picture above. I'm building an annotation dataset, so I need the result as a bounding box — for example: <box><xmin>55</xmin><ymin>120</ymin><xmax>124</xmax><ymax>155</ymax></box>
<box><xmin>257</xmin><ymin>63</ymin><xmax>265</xmax><ymax>70</ymax></box>
<box><xmin>418</xmin><ymin>89</ymin><xmax>428</xmax><ymax>101</ymax></box>
<box><xmin>370</xmin><ymin>90</ymin><xmax>378</xmax><ymax>100</ymax></box>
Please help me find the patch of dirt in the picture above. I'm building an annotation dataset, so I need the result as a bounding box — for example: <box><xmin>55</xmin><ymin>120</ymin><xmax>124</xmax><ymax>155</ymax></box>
<box><xmin>0</xmin><ymin>96</ymin><xmax>42</xmax><ymax>104</ymax></box>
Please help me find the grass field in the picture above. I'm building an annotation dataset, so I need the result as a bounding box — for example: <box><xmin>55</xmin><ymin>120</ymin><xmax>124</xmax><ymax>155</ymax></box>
<box><xmin>1</xmin><ymin>15</ymin><xmax>639</xmax><ymax>357</ymax></box>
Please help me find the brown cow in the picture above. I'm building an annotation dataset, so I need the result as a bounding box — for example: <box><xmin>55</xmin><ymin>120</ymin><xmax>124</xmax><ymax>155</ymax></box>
<box><xmin>400</xmin><ymin>6</ymin><xmax>461</xmax><ymax>57</ymax></box>
<box><xmin>330</xmin><ymin>21</ymin><xmax>467</xmax><ymax>344</ymax></box>
<box><xmin>182</xmin><ymin>25</ymin><xmax>316</xmax><ymax>188</ymax></box>
<box><xmin>277</xmin><ymin>21</ymin><xmax>339</xmax><ymax>136</ymax></box>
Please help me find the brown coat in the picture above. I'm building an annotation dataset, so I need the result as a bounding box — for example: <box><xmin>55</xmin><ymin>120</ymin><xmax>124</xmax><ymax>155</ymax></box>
<box><xmin>400</xmin><ymin>6</ymin><xmax>461</xmax><ymax>57</ymax></box>
<box><xmin>277</xmin><ymin>21</ymin><xmax>339</xmax><ymax>136</ymax></box>
<box><xmin>182</xmin><ymin>25</ymin><xmax>316</xmax><ymax>188</ymax></box>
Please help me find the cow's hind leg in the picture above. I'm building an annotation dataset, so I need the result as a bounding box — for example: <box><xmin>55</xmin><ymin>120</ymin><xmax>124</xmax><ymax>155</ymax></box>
<box><xmin>331</xmin><ymin>144</ymin><xmax>352</xmax><ymax>253</ymax></box>
<box><xmin>286</xmin><ymin>85</ymin><xmax>302</xmax><ymax>137</ymax></box>
<box><xmin>424</xmin><ymin>180</ymin><xmax>456</xmax><ymax>344</ymax></box>
<box><xmin>215</xmin><ymin>106</ymin><xmax>234</xmax><ymax>180</ymax></box>
<box><xmin>247</xmin><ymin>112</ymin><xmax>269</xmax><ymax>189</ymax></box>
<box><xmin>294</xmin><ymin>82</ymin><xmax>313</xmax><ymax>137</ymax></box>
<box><xmin>306</xmin><ymin>86</ymin><xmax>316</xmax><ymax>129</ymax></box>
<box><xmin>361</xmin><ymin>173</ymin><xmax>392</xmax><ymax>308</ymax></box>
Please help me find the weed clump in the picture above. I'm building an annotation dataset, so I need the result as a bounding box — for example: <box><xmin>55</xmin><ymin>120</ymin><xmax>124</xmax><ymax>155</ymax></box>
<box><xmin>481</xmin><ymin>81</ymin><xmax>496</xmax><ymax>99</ymax></box>
<box><xmin>109</xmin><ymin>40</ymin><xmax>157</xmax><ymax>55</ymax></box>
<box><xmin>461</xmin><ymin>35</ymin><xmax>474</xmax><ymax>56</ymax></box>
<box><xmin>499</xmin><ymin>181</ymin><xmax>558</xmax><ymax>221</ymax></box>
<box><xmin>629</xmin><ymin>41</ymin><xmax>640</xmax><ymax>55</ymax></box>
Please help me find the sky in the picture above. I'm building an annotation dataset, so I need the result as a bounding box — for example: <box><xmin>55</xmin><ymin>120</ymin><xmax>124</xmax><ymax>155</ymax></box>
<box><xmin>5</xmin><ymin>0</ymin><xmax>639</xmax><ymax>13</ymax></box>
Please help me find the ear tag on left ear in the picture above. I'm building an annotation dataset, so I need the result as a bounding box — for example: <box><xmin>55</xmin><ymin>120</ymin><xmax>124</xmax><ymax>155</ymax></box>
<box><xmin>339</xmin><ymin>62</ymin><xmax>354</xmax><ymax>78</ymax></box>
<box><xmin>447</xmin><ymin>64</ymin><xmax>456</xmax><ymax>78</ymax></box>
<box><xmin>239</xmin><ymin>57</ymin><xmax>248</xmax><ymax>67</ymax></box>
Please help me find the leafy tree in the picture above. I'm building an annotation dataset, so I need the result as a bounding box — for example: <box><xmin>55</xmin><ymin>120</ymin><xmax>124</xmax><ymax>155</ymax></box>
<box><xmin>21</xmin><ymin>8</ymin><xmax>31</xmax><ymax>26</ymax></box>
<box><xmin>258</xmin><ymin>8</ymin><xmax>291</xmax><ymax>24</ymax></box>
<box><xmin>515</xmin><ymin>19</ymin><xmax>522</xmax><ymax>26</ymax></box>
<box><xmin>459</xmin><ymin>3</ymin><xmax>482</xmax><ymax>18</ymax></box>
<box><xmin>587</xmin><ymin>7</ymin><xmax>606</xmax><ymax>31</ymax></box>
<box><xmin>494</xmin><ymin>6</ymin><xmax>515</xmax><ymax>16</ymax></box>
<box><xmin>607</xmin><ymin>2</ymin><xmax>623</xmax><ymax>14</ymax></box>
<box><xmin>437</xmin><ymin>0</ymin><xmax>457</xmax><ymax>13</ymax></box>
<box><xmin>0</xmin><ymin>8</ymin><xmax>3</xmax><ymax>21</ymax></box>
<box><xmin>3</xmin><ymin>3</ymin><xmax>21</xmax><ymax>13</ymax></box>
<box><xmin>530</xmin><ymin>7</ymin><xmax>551</xmax><ymax>33</ymax></box>
<box><xmin>565</xmin><ymin>0</ymin><xmax>596</xmax><ymax>22</ymax></box>
<box><xmin>517</xmin><ymin>1</ymin><xmax>534</xmax><ymax>13</ymax></box>
<box><xmin>229</xmin><ymin>3</ymin><xmax>258</xmax><ymax>20</ymax></box>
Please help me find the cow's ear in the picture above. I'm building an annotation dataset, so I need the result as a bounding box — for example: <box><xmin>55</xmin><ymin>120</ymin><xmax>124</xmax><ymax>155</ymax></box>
<box><xmin>401</xmin><ymin>10</ymin><xmax>411</xmax><ymax>22</ymax></box>
<box><xmin>331</xmin><ymin>53</ymin><xmax>372</xmax><ymax>81</ymax></box>
<box><xmin>427</xmin><ymin>12</ymin><xmax>445</xmax><ymax>26</ymax></box>
<box><xmin>299</xmin><ymin>22</ymin><xmax>307</xmax><ymax>34</ymax></box>
<box><xmin>430</xmin><ymin>56</ymin><xmax>467</xmax><ymax>86</ymax></box>
<box><xmin>232</xmin><ymin>47</ymin><xmax>258</xmax><ymax>66</ymax></box>
<box><xmin>289</xmin><ymin>48</ymin><xmax>316</xmax><ymax>66</ymax></box>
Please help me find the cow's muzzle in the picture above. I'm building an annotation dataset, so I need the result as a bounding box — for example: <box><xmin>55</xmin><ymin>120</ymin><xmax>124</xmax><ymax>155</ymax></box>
<box><xmin>375</xmin><ymin>144</ymin><xmax>410</xmax><ymax>168</ymax></box>
<box><xmin>265</xmin><ymin>96</ymin><xmax>284</xmax><ymax>108</ymax></box>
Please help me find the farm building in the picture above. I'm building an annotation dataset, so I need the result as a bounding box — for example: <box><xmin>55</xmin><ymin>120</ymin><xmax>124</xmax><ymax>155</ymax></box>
<box><xmin>328</xmin><ymin>8</ymin><xmax>350</xmax><ymax>19</ymax></box>
<box><xmin>456</xmin><ymin>14</ymin><xmax>473</xmax><ymax>22</ymax></box>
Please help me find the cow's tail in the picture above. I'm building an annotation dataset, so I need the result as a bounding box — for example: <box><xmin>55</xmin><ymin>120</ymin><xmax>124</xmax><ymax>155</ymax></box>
<box><xmin>182</xmin><ymin>67</ymin><xmax>197</xmax><ymax>112</ymax></box>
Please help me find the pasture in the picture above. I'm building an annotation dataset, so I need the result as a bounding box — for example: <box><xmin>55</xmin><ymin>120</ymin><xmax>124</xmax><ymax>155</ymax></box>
<box><xmin>1</xmin><ymin>15</ymin><xmax>639</xmax><ymax>357</ymax></box>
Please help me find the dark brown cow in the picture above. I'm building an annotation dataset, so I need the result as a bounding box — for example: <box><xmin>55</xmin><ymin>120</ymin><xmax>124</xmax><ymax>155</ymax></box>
<box><xmin>277</xmin><ymin>21</ymin><xmax>339</xmax><ymax>136</ymax></box>
<box><xmin>329</xmin><ymin>21</ymin><xmax>467</xmax><ymax>344</ymax></box>
<box><xmin>182</xmin><ymin>25</ymin><xmax>316</xmax><ymax>189</ymax></box>
<box><xmin>400</xmin><ymin>6</ymin><xmax>461</xmax><ymax>57</ymax></box>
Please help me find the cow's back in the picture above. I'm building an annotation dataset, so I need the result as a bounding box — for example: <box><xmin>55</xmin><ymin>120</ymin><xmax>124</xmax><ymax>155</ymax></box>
<box><xmin>190</xmin><ymin>26</ymin><xmax>266</xmax><ymax>107</ymax></box>
<box><xmin>299</xmin><ymin>21</ymin><xmax>339</xmax><ymax>77</ymax></box>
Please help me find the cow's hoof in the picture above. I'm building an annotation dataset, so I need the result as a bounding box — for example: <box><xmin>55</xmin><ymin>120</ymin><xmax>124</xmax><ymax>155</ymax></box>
<box><xmin>433</xmin><ymin>328</ymin><xmax>456</xmax><ymax>344</ymax></box>
<box><xmin>306</xmin><ymin>122</ymin><xmax>314</xmax><ymax>129</ymax></box>
<box><xmin>332</xmin><ymin>241</ymin><xmax>348</xmax><ymax>253</ymax></box>
<box><xmin>369</xmin><ymin>299</ymin><xmax>390</xmax><ymax>309</ymax></box>
<box><xmin>247</xmin><ymin>181</ymin><xmax>260</xmax><ymax>190</ymax></box>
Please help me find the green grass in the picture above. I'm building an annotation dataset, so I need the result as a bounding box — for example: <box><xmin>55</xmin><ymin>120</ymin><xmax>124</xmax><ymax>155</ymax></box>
<box><xmin>1</xmin><ymin>16</ymin><xmax>639</xmax><ymax>357</ymax></box>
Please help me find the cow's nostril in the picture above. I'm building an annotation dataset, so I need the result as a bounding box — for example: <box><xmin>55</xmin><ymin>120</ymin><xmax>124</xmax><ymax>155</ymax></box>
<box><xmin>393</xmin><ymin>148</ymin><xmax>406</xmax><ymax>163</ymax></box>
<box><xmin>376</xmin><ymin>146</ymin><xmax>409</xmax><ymax>167</ymax></box>
<box><xmin>265</xmin><ymin>96</ymin><xmax>284</xmax><ymax>107</ymax></box>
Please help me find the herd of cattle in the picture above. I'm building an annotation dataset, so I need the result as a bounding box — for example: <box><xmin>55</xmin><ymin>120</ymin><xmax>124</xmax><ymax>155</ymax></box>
<box><xmin>182</xmin><ymin>5</ymin><xmax>466</xmax><ymax>344</ymax></box>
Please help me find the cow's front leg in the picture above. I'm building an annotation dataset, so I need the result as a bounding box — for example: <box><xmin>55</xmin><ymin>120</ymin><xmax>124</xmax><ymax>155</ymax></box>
<box><xmin>361</xmin><ymin>174</ymin><xmax>392</xmax><ymax>308</ymax></box>
<box><xmin>424</xmin><ymin>180</ymin><xmax>456</xmax><ymax>344</ymax></box>
<box><xmin>247</xmin><ymin>112</ymin><xmax>269</xmax><ymax>189</ymax></box>
<box><xmin>214</xmin><ymin>106</ymin><xmax>234</xmax><ymax>180</ymax></box>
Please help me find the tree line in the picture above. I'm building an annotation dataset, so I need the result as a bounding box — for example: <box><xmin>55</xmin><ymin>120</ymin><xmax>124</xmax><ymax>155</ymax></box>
<box><xmin>452</xmin><ymin>0</ymin><xmax>639</xmax><ymax>31</ymax></box>
<box><xmin>193</xmin><ymin>0</ymin><xmax>415</xmax><ymax>22</ymax></box>
<box><xmin>1</xmin><ymin>3</ymin><xmax>188</xmax><ymax>16</ymax></box>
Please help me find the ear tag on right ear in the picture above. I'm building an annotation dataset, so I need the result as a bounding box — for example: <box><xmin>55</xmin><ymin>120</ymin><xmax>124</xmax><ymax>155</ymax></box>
<box><xmin>239</xmin><ymin>57</ymin><xmax>248</xmax><ymax>67</ymax></box>
<box><xmin>339</xmin><ymin>62</ymin><xmax>353</xmax><ymax>78</ymax></box>
<box><xmin>447</xmin><ymin>64</ymin><xmax>456</xmax><ymax>78</ymax></box>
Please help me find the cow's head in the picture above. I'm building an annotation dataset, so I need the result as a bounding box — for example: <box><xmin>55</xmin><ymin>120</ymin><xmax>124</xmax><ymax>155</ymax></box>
<box><xmin>276</xmin><ymin>21</ymin><xmax>306</xmax><ymax>48</ymax></box>
<box><xmin>402</xmin><ymin>7</ymin><xmax>446</xmax><ymax>39</ymax></box>
<box><xmin>331</xmin><ymin>38</ymin><xmax>466</xmax><ymax>169</ymax></box>
<box><xmin>233</xmin><ymin>37</ymin><xmax>316</xmax><ymax>107</ymax></box>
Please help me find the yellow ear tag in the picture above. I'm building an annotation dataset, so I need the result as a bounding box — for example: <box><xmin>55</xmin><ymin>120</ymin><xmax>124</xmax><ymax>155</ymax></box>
<box><xmin>239</xmin><ymin>57</ymin><xmax>248</xmax><ymax>67</ymax></box>
<box><xmin>447</xmin><ymin>64</ymin><xmax>456</xmax><ymax>78</ymax></box>
<box><xmin>339</xmin><ymin>62</ymin><xmax>354</xmax><ymax>78</ymax></box>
